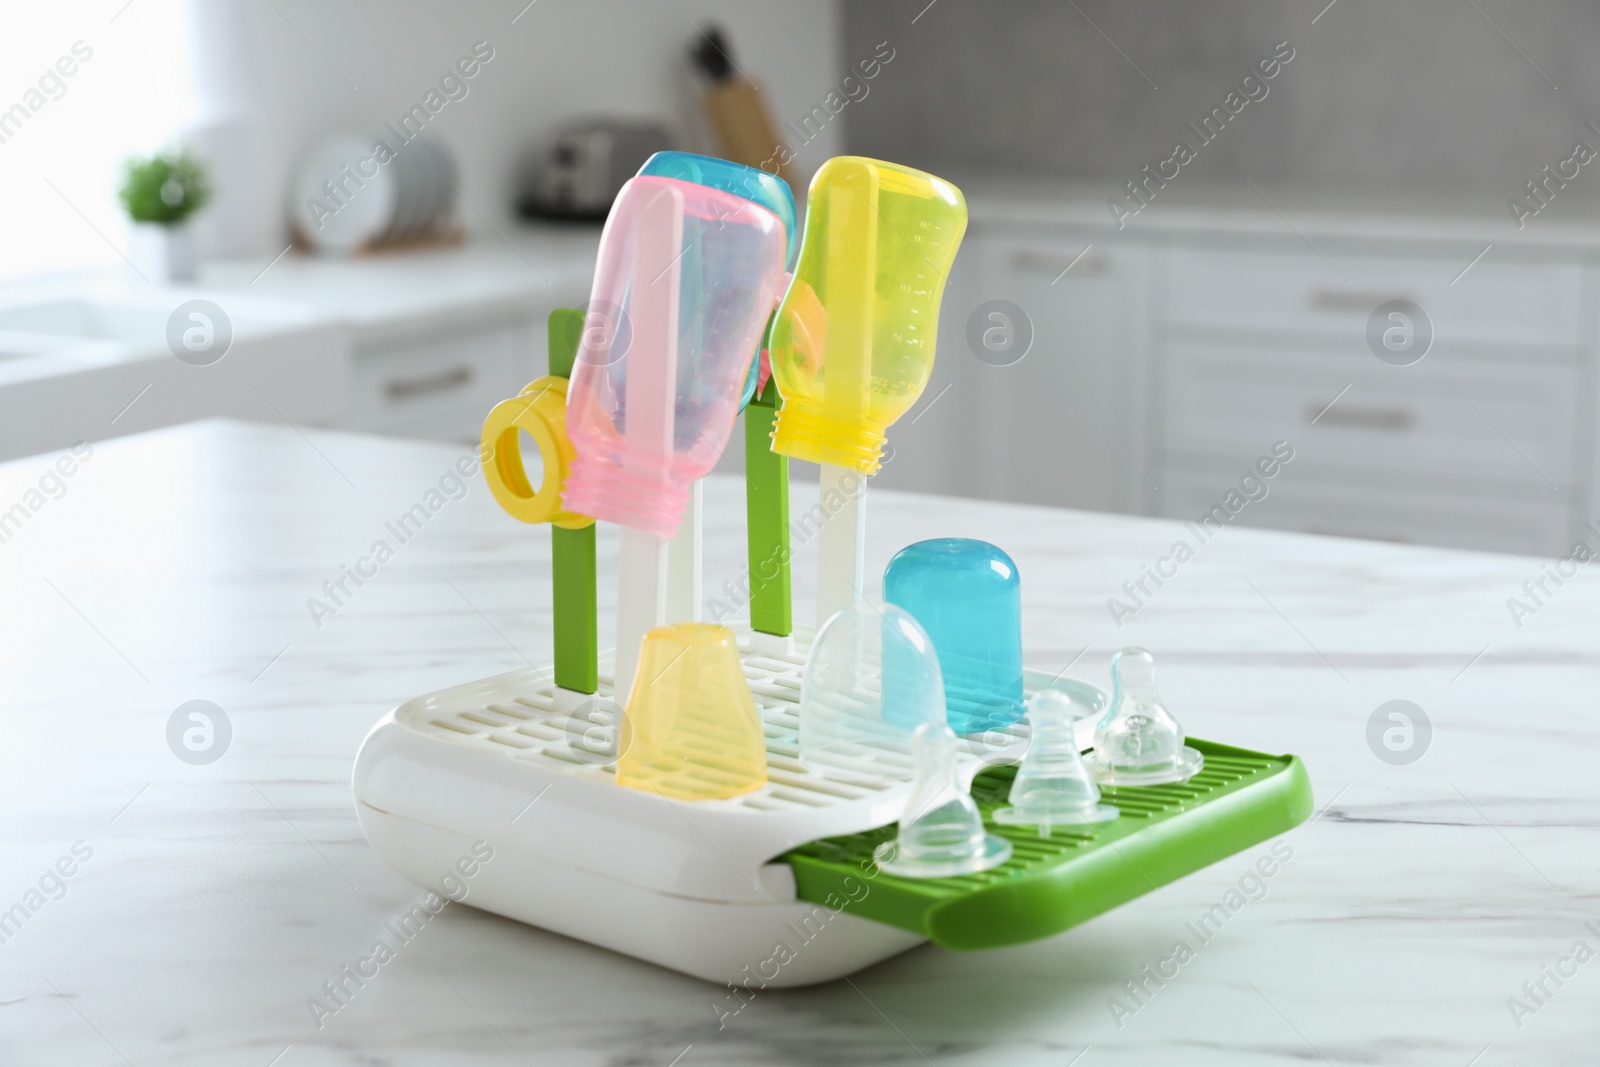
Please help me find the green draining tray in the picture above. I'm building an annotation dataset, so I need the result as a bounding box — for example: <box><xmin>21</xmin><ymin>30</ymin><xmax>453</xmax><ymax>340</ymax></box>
<box><xmin>783</xmin><ymin>738</ymin><xmax>1312</xmax><ymax>951</ymax></box>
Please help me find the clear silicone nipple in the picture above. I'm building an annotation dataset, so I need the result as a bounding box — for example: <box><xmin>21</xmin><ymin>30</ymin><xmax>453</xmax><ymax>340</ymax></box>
<box><xmin>873</xmin><ymin>721</ymin><xmax>1012</xmax><ymax>878</ymax></box>
<box><xmin>994</xmin><ymin>688</ymin><xmax>1119</xmax><ymax>832</ymax></box>
<box><xmin>1086</xmin><ymin>647</ymin><xmax>1203</xmax><ymax>786</ymax></box>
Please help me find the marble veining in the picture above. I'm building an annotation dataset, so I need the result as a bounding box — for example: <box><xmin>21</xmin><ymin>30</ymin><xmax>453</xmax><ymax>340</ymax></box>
<box><xmin>1</xmin><ymin>420</ymin><xmax>1597</xmax><ymax>1065</ymax></box>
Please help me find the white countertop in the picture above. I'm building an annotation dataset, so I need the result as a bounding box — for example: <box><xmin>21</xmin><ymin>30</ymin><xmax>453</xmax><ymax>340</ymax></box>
<box><xmin>195</xmin><ymin>222</ymin><xmax>602</xmax><ymax>332</ymax></box>
<box><xmin>0</xmin><ymin>224</ymin><xmax>602</xmax><ymax>459</ymax></box>
<box><xmin>3</xmin><ymin>221</ymin><xmax>602</xmax><ymax>340</ymax></box>
<box><xmin>3</xmin><ymin>419</ymin><xmax>1595</xmax><ymax>1065</ymax></box>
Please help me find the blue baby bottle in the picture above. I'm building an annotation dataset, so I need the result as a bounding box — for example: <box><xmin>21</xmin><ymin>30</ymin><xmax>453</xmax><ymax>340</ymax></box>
<box><xmin>885</xmin><ymin>538</ymin><xmax>1025</xmax><ymax>734</ymax></box>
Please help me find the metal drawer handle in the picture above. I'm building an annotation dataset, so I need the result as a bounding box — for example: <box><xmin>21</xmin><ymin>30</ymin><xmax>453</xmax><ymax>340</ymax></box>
<box><xmin>385</xmin><ymin>365</ymin><xmax>474</xmax><ymax>400</ymax></box>
<box><xmin>1307</xmin><ymin>403</ymin><xmax>1414</xmax><ymax>430</ymax></box>
<box><xmin>1309</xmin><ymin>289</ymin><xmax>1415</xmax><ymax>312</ymax></box>
<box><xmin>1010</xmin><ymin>247</ymin><xmax>1111</xmax><ymax>277</ymax></box>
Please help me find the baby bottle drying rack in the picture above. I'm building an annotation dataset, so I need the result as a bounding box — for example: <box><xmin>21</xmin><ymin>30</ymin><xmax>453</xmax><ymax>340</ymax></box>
<box><xmin>353</xmin><ymin>627</ymin><xmax>1309</xmax><ymax>984</ymax></box>
<box><xmin>355</xmin><ymin>626</ymin><xmax>1012</xmax><ymax>985</ymax></box>
<box><xmin>352</xmin><ymin>155</ymin><xmax>1312</xmax><ymax>987</ymax></box>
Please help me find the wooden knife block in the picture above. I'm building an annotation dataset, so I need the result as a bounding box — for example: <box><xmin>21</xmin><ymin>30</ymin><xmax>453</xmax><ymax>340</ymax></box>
<box><xmin>704</xmin><ymin>78</ymin><xmax>795</xmax><ymax>187</ymax></box>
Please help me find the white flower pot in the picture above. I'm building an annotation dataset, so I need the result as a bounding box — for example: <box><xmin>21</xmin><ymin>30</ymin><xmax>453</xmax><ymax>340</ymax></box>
<box><xmin>129</xmin><ymin>221</ymin><xmax>198</xmax><ymax>284</ymax></box>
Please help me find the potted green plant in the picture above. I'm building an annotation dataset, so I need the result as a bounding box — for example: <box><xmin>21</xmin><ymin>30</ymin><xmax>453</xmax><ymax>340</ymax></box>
<box><xmin>119</xmin><ymin>149</ymin><xmax>211</xmax><ymax>283</ymax></box>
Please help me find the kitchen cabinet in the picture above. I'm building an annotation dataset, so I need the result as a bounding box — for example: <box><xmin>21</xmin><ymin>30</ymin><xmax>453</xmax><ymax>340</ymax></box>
<box><xmin>0</xmin><ymin>231</ymin><xmax>596</xmax><ymax>459</ymax></box>
<box><xmin>1159</xmin><ymin>337</ymin><xmax>1581</xmax><ymax>502</ymax></box>
<box><xmin>894</xmin><ymin>225</ymin><xmax>1151</xmax><ymax>514</ymax></box>
<box><xmin>189</xmin><ymin>230</ymin><xmax>597</xmax><ymax>448</ymax></box>
<box><xmin>1154</xmin><ymin>240</ymin><xmax>1589</xmax><ymax>556</ymax></box>
<box><xmin>0</xmin><ymin>284</ymin><xmax>345</xmax><ymax>461</ymax></box>
<box><xmin>1163</xmin><ymin>244</ymin><xmax>1585</xmax><ymax>346</ymax></box>
<box><xmin>1162</xmin><ymin>456</ymin><xmax>1572</xmax><ymax>553</ymax></box>
<box><xmin>941</xmin><ymin>203</ymin><xmax>1598</xmax><ymax>556</ymax></box>
<box><xmin>343</xmin><ymin>310</ymin><xmax>546</xmax><ymax>443</ymax></box>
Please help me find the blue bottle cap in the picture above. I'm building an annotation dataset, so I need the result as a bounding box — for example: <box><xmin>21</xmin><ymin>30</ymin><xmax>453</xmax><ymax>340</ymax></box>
<box><xmin>885</xmin><ymin>538</ymin><xmax>1025</xmax><ymax>735</ymax></box>
<box><xmin>638</xmin><ymin>151</ymin><xmax>797</xmax><ymax>411</ymax></box>
<box><xmin>637</xmin><ymin>151</ymin><xmax>797</xmax><ymax>268</ymax></box>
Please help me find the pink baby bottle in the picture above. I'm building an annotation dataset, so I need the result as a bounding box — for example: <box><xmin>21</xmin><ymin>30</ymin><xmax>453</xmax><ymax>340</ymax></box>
<box><xmin>562</xmin><ymin>175</ymin><xmax>787</xmax><ymax>537</ymax></box>
<box><xmin>562</xmin><ymin>174</ymin><xmax>787</xmax><ymax>700</ymax></box>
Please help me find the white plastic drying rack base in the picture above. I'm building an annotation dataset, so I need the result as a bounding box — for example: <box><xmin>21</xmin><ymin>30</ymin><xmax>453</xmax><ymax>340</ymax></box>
<box><xmin>353</xmin><ymin>625</ymin><xmax>1104</xmax><ymax>987</ymax></box>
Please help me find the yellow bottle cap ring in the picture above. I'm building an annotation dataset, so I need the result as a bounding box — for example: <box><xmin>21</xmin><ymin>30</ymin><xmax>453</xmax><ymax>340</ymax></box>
<box><xmin>481</xmin><ymin>376</ymin><xmax>593</xmax><ymax>529</ymax></box>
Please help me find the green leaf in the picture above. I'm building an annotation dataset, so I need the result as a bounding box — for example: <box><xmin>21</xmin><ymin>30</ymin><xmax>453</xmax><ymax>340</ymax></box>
<box><xmin>119</xmin><ymin>149</ymin><xmax>211</xmax><ymax>225</ymax></box>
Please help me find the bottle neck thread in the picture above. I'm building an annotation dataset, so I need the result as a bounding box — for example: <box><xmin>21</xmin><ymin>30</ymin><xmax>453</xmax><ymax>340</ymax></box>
<box><xmin>562</xmin><ymin>454</ymin><xmax>689</xmax><ymax>538</ymax></box>
<box><xmin>771</xmin><ymin>404</ymin><xmax>887</xmax><ymax>473</ymax></box>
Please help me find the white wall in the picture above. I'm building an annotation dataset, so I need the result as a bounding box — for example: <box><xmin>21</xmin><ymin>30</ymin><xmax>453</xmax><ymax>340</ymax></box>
<box><xmin>0</xmin><ymin>2</ymin><xmax>198</xmax><ymax>281</ymax></box>
<box><xmin>845</xmin><ymin>0</ymin><xmax>1600</xmax><ymax>200</ymax></box>
<box><xmin>191</xmin><ymin>0</ymin><xmax>843</xmax><ymax>259</ymax></box>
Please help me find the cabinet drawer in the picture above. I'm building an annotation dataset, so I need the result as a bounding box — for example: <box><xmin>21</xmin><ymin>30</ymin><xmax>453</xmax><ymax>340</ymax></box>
<box><xmin>987</xmin><ymin>236</ymin><xmax>1117</xmax><ymax>281</ymax></box>
<box><xmin>966</xmin><ymin>233</ymin><xmax>1146</xmax><ymax>512</ymax></box>
<box><xmin>347</xmin><ymin>327</ymin><xmax>522</xmax><ymax>436</ymax></box>
<box><xmin>1162</xmin><ymin>461</ymin><xmax>1571</xmax><ymax>556</ymax></box>
<box><xmin>1161</xmin><ymin>341</ymin><xmax>1579</xmax><ymax>489</ymax></box>
<box><xmin>1165</xmin><ymin>245</ymin><xmax>1583</xmax><ymax>347</ymax></box>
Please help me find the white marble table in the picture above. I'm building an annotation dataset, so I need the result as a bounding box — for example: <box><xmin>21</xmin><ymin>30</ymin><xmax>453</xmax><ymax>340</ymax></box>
<box><xmin>3</xmin><ymin>420</ymin><xmax>1596</xmax><ymax>1066</ymax></box>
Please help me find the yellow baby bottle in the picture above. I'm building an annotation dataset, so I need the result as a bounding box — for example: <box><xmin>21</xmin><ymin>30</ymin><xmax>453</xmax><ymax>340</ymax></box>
<box><xmin>767</xmin><ymin>157</ymin><xmax>967</xmax><ymax>475</ymax></box>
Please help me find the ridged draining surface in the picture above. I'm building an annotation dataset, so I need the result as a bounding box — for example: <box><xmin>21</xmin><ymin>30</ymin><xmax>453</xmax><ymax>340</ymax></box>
<box><xmin>401</xmin><ymin>628</ymin><xmax>1039</xmax><ymax>814</ymax></box>
<box><xmin>786</xmin><ymin>746</ymin><xmax>1292</xmax><ymax>894</ymax></box>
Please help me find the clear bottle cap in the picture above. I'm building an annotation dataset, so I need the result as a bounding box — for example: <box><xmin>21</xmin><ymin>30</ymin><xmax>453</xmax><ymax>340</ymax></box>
<box><xmin>1086</xmin><ymin>647</ymin><xmax>1203</xmax><ymax>786</ymax></box>
<box><xmin>994</xmin><ymin>688</ymin><xmax>1119</xmax><ymax>831</ymax></box>
<box><xmin>873</xmin><ymin>721</ymin><xmax>1012</xmax><ymax>878</ymax></box>
<box><xmin>799</xmin><ymin>601</ymin><xmax>945</xmax><ymax>782</ymax></box>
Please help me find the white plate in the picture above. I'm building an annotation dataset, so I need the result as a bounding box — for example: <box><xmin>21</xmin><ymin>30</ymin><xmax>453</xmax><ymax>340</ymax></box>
<box><xmin>396</xmin><ymin>136</ymin><xmax>439</xmax><ymax>241</ymax></box>
<box><xmin>291</xmin><ymin>135</ymin><xmax>396</xmax><ymax>256</ymax></box>
<box><xmin>412</xmin><ymin>137</ymin><xmax>445</xmax><ymax>238</ymax></box>
<box><xmin>382</xmin><ymin>133</ymin><xmax>425</xmax><ymax>242</ymax></box>
<box><xmin>421</xmin><ymin>137</ymin><xmax>458</xmax><ymax>233</ymax></box>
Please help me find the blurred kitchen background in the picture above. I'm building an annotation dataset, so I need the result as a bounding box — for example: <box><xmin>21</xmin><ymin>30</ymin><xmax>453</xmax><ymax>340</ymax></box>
<box><xmin>5</xmin><ymin>0</ymin><xmax>1600</xmax><ymax>557</ymax></box>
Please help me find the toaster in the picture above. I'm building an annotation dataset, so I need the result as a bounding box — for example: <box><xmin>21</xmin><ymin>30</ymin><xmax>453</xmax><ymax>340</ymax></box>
<box><xmin>518</xmin><ymin>120</ymin><xmax>671</xmax><ymax>220</ymax></box>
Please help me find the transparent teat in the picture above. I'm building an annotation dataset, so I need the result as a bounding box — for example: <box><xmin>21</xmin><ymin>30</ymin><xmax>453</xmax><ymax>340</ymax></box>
<box><xmin>1087</xmin><ymin>647</ymin><xmax>1204</xmax><ymax>786</ymax></box>
<box><xmin>994</xmin><ymin>688</ymin><xmax>1119</xmax><ymax>831</ymax></box>
<box><xmin>799</xmin><ymin>601</ymin><xmax>946</xmax><ymax>782</ymax></box>
<box><xmin>873</xmin><ymin>721</ymin><xmax>1013</xmax><ymax>878</ymax></box>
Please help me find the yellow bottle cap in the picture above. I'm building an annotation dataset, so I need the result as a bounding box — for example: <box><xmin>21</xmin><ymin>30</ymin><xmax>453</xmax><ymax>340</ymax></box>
<box><xmin>617</xmin><ymin>623</ymin><xmax>767</xmax><ymax>801</ymax></box>
<box><xmin>481</xmin><ymin>376</ymin><xmax>593</xmax><ymax>530</ymax></box>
